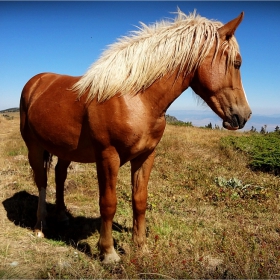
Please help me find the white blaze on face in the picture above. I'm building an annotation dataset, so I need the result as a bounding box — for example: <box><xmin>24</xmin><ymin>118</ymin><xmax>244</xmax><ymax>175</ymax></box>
<box><xmin>241</xmin><ymin>81</ymin><xmax>249</xmax><ymax>105</ymax></box>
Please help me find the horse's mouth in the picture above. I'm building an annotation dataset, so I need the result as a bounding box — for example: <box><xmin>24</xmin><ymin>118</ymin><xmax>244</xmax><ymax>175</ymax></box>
<box><xmin>222</xmin><ymin>114</ymin><xmax>244</xmax><ymax>130</ymax></box>
<box><xmin>223</xmin><ymin>121</ymin><xmax>239</xmax><ymax>130</ymax></box>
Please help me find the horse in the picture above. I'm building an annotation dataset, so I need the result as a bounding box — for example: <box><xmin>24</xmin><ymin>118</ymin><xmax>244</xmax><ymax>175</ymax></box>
<box><xmin>20</xmin><ymin>9</ymin><xmax>251</xmax><ymax>264</ymax></box>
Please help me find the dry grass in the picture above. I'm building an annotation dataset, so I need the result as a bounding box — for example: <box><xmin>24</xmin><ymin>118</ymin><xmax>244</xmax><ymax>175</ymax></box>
<box><xmin>0</xmin><ymin>113</ymin><xmax>279</xmax><ymax>279</ymax></box>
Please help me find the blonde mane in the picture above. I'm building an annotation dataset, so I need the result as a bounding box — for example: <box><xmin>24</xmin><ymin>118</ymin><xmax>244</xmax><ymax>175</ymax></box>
<box><xmin>72</xmin><ymin>9</ymin><xmax>240</xmax><ymax>102</ymax></box>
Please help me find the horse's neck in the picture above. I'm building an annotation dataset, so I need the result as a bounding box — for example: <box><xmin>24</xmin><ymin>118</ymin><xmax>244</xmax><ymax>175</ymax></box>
<box><xmin>142</xmin><ymin>70</ymin><xmax>193</xmax><ymax>117</ymax></box>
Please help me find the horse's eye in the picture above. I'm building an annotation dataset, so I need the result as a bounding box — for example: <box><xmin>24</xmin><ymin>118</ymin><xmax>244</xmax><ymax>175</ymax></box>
<box><xmin>234</xmin><ymin>60</ymin><xmax>241</xmax><ymax>70</ymax></box>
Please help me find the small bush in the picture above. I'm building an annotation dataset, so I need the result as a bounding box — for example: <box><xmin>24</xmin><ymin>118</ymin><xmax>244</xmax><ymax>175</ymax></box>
<box><xmin>214</xmin><ymin>177</ymin><xmax>268</xmax><ymax>201</ymax></box>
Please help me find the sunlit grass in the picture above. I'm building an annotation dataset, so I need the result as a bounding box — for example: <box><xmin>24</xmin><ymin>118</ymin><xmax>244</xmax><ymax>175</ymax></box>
<box><xmin>0</xmin><ymin>114</ymin><xmax>279</xmax><ymax>278</ymax></box>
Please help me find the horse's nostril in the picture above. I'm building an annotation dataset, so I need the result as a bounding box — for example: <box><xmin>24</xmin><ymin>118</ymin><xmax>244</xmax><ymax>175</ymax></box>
<box><xmin>248</xmin><ymin>112</ymin><xmax>252</xmax><ymax>120</ymax></box>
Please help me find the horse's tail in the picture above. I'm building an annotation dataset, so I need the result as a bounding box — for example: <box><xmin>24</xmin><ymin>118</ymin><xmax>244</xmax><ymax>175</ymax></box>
<box><xmin>43</xmin><ymin>150</ymin><xmax>53</xmax><ymax>173</ymax></box>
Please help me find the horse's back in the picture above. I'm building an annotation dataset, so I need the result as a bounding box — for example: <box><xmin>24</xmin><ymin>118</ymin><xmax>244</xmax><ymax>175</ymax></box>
<box><xmin>21</xmin><ymin>73</ymin><xmax>79</xmax><ymax>107</ymax></box>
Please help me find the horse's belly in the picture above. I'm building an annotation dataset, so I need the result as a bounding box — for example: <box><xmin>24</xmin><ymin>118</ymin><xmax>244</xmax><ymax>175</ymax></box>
<box><xmin>53</xmin><ymin>147</ymin><xmax>96</xmax><ymax>163</ymax></box>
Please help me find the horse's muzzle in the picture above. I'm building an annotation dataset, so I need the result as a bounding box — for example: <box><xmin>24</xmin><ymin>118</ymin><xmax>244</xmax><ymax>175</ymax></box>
<box><xmin>223</xmin><ymin>112</ymin><xmax>252</xmax><ymax>130</ymax></box>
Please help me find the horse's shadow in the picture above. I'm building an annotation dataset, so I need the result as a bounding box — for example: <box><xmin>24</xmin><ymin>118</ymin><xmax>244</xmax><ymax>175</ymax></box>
<box><xmin>2</xmin><ymin>191</ymin><xmax>128</xmax><ymax>258</ymax></box>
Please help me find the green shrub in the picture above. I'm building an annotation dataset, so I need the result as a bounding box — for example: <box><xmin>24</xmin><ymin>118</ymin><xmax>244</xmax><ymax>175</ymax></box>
<box><xmin>220</xmin><ymin>132</ymin><xmax>280</xmax><ymax>175</ymax></box>
<box><xmin>214</xmin><ymin>176</ymin><xmax>268</xmax><ymax>201</ymax></box>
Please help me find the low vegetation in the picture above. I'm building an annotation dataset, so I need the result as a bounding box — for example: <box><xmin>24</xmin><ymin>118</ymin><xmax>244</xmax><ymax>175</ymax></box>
<box><xmin>0</xmin><ymin>113</ymin><xmax>279</xmax><ymax>279</ymax></box>
<box><xmin>221</xmin><ymin>131</ymin><xmax>280</xmax><ymax>175</ymax></box>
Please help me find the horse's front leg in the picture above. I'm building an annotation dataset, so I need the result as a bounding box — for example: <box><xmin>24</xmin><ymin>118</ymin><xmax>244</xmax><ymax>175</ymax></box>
<box><xmin>130</xmin><ymin>150</ymin><xmax>155</xmax><ymax>251</ymax></box>
<box><xmin>96</xmin><ymin>150</ymin><xmax>121</xmax><ymax>264</ymax></box>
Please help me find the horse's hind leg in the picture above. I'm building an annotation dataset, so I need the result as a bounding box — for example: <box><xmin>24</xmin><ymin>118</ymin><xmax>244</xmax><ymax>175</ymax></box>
<box><xmin>28</xmin><ymin>147</ymin><xmax>50</xmax><ymax>237</ymax></box>
<box><xmin>55</xmin><ymin>158</ymin><xmax>71</xmax><ymax>225</ymax></box>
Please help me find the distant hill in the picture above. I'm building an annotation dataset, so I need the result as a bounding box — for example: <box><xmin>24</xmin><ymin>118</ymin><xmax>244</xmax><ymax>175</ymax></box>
<box><xmin>165</xmin><ymin>114</ymin><xmax>193</xmax><ymax>127</ymax></box>
<box><xmin>165</xmin><ymin>114</ymin><xmax>180</xmax><ymax>123</ymax></box>
<box><xmin>0</xmin><ymin>107</ymin><xmax>19</xmax><ymax>113</ymax></box>
<box><xmin>167</xmin><ymin>109</ymin><xmax>280</xmax><ymax>133</ymax></box>
<box><xmin>0</xmin><ymin>108</ymin><xmax>184</xmax><ymax>124</ymax></box>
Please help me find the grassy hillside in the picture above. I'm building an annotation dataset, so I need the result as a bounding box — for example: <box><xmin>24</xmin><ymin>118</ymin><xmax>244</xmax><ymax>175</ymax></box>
<box><xmin>0</xmin><ymin>108</ymin><xmax>19</xmax><ymax>113</ymax></box>
<box><xmin>0</xmin><ymin>113</ymin><xmax>279</xmax><ymax>278</ymax></box>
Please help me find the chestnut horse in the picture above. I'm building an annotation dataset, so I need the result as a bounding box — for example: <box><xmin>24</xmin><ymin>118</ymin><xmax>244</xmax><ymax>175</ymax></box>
<box><xmin>20</xmin><ymin>10</ymin><xmax>251</xmax><ymax>263</ymax></box>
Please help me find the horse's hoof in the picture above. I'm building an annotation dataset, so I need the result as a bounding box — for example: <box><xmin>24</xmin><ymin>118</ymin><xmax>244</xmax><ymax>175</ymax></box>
<box><xmin>101</xmin><ymin>250</ymin><xmax>121</xmax><ymax>265</ymax></box>
<box><xmin>34</xmin><ymin>230</ymin><xmax>44</xmax><ymax>238</ymax></box>
<box><xmin>140</xmin><ymin>244</ymin><xmax>150</xmax><ymax>254</ymax></box>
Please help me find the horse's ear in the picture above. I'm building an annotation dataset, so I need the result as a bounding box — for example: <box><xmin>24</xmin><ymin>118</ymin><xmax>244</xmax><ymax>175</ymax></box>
<box><xmin>218</xmin><ymin>12</ymin><xmax>244</xmax><ymax>41</ymax></box>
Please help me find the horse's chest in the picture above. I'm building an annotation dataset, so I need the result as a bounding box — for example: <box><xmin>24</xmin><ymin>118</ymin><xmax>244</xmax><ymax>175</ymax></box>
<box><xmin>121</xmin><ymin>117</ymin><xmax>166</xmax><ymax>157</ymax></box>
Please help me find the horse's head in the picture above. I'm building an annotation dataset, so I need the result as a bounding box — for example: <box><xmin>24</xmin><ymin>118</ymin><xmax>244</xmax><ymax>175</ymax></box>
<box><xmin>190</xmin><ymin>12</ymin><xmax>252</xmax><ymax>130</ymax></box>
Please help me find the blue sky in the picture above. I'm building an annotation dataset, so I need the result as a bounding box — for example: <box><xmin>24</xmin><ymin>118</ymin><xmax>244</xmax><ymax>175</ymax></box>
<box><xmin>1</xmin><ymin>1</ymin><xmax>280</xmax><ymax>130</ymax></box>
